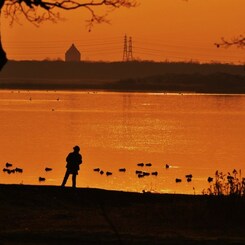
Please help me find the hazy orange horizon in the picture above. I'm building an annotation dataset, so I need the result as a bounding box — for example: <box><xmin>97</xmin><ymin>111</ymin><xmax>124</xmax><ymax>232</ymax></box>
<box><xmin>2</xmin><ymin>0</ymin><xmax>245</xmax><ymax>64</ymax></box>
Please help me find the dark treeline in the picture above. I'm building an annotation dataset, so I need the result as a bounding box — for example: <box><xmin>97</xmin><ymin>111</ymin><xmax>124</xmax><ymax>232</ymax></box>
<box><xmin>0</xmin><ymin>60</ymin><xmax>245</xmax><ymax>93</ymax></box>
<box><xmin>116</xmin><ymin>73</ymin><xmax>245</xmax><ymax>93</ymax></box>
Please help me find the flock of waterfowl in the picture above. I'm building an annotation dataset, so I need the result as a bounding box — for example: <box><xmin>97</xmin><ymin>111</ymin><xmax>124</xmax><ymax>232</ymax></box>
<box><xmin>2</xmin><ymin>161</ymin><xmax>215</xmax><ymax>185</ymax></box>
<box><xmin>2</xmin><ymin>162</ymin><xmax>53</xmax><ymax>182</ymax></box>
<box><xmin>3</xmin><ymin>162</ymin><xmax>24</xmax><ymax>174</ymax></box>
<box><xmin>92</xmin><ymin>162</ymin><xmax>196</xmax><ymax>184</ymax></box>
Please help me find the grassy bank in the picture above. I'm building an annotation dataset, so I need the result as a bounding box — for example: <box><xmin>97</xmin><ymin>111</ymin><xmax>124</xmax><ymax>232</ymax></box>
<box><xmin>0</xmin><ymin>184</ymin><xmax>245</xmax><ymax>244</ymax></box>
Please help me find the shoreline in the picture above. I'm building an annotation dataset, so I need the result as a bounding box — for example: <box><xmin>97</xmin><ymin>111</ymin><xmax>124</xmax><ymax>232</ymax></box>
<box><xmin>1</xmin><ymin>87</ymin><xmax>245</xmax><ymax>95</ymax></box>
<box><xmin>1</xmin><ymin>61</ymin><xmax>245</xmax><ymax>94</ymax></box>
<box><xmin>1</xmin><ymin>184</ymin><xmax>245</xmax><ymax>244</ymax></box>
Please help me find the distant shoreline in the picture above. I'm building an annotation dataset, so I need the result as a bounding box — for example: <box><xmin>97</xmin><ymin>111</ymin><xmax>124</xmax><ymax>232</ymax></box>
<box><xmin>1</xmin><ymin>61</ymin><xmax>245</xmax><ymax>94</ymax></box>
<box><xmin>1</xmin><ymin>77</ymin><xmax>245</xmax><ymax>94</ymax></box>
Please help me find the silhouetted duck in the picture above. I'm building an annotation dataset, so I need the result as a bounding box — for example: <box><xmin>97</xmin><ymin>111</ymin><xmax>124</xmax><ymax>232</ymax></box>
<box><xmin>138</xmin><ymin>174</ymin><xmax>144</xmax><ymax>178</ymax></box>
<box><xmin>135</xmin><ymin>170</ymin><xmax>142</xmax><ymax>175</ymax></box>
<box><xmin>137</xmin><ymin>163</ymin><xmax>144</xmax><ymax>167</ymax></box>
<box><xmin>151</xmin><ymin>171</ymin><xmax>158</xmax><ymax>176</ymax></box>
<box><xmin>119</xmin><ymin>168</ymin><xmax>126</xmax><ymax>172</ymax></box>
<box><xmin>106</xmin><ymin>171</ymin><xmax>112</xmax><ymax>176</ymax></box>
<box><xmin>39</xmin><ymin>177</ymin><xmax>46</xmax><ymax>182</ymax></box>
<box><xmin>45</xmin><ymin>167</ymin><xmax>52</xmax><ymax>172</ymax></box>
<box><xmin>3</xmin><ymin>168</ymin><xmax>11</xmax><ymax>174</ymax></box>
<box><xmin>5</xmin><ymin>162</ymin><xmax>12</xmax><ymax>168</ymax></box>
<box><xmin>165</xmin><ymin>164</ymin><xmax>170</xmax><ymax>169</ymax></box>
<box><xmin>175</xmin><ymin>178</ymin><xmax>182</xmax><ymax>183</ymax></box>
<box><xmin>93</xmin><ymin>168</ymin><xmax>100</xmax><ymax>172</ymax></box>
<box><xmin>100</xmin><ymin>170</ymin><xmax>104</xmax><ymax>175</ymax></box>
<box><xmin>207</xmin><ymin>177</ymin><xmax>213</xmax><ymax>183</ymax></box>
<box><xmin>15</xmin><ymin>168</ymin><xmax>23</xmax><ymax>173</ymax></box>
<box><xmin>145</xmin><ymin>163</ymin><xmax>152</xmax><ymax>167</ymax></box>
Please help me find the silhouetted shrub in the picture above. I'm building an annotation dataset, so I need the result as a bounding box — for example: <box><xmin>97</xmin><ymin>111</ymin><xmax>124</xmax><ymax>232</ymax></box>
<box><xmin>203</xmin><ymin>169</ymin><xmax>245</xmax><ymax>196</ymax></box>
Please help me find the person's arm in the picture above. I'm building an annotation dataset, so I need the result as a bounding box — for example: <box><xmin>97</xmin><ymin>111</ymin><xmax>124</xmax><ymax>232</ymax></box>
<box><xmin>66</xmin><ymin>154</ymin><xmax>71</xmax><ymax>163</ymax></box>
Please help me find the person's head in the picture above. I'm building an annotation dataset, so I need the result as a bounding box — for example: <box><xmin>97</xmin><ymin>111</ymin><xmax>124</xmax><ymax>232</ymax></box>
<box><xmin>73</xmin><ymin>145</ymin><xmax>80</xmax><ymax>152</ymax></box>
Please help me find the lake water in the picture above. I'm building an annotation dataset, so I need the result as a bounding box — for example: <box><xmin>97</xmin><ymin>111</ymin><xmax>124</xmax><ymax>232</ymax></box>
<box><xmin>1</xmin><ymin>90</ymin><xmax>245</xmax><ymax>194</ymax></box>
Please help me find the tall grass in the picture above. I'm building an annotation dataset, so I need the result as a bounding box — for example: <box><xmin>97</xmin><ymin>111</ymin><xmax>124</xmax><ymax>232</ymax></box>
<box><xmin>203</xmin><ymin>169</ymin><xmax>245</xmax><ymax>196</ymax></box>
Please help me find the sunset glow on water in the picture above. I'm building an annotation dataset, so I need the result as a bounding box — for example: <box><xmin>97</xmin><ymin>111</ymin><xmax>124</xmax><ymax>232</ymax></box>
<box><xmin>1</xmin><ymin>90</ymin><xmax>245</xmax><ymax>194</ymax></box>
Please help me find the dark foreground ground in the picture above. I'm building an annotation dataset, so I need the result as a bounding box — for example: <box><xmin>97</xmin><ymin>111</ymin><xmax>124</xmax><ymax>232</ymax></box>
<box><xmin>0</xmin><ymin>184</ymin><xmax>245</xmax><ymax>245</ymax></box>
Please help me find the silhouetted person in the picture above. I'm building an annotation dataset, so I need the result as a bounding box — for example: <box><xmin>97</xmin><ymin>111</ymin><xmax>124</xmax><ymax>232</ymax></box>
<box><xmin>61</xmin><ymin>145</ymin><xmax>82</xmax><ymax>188</ymax></box>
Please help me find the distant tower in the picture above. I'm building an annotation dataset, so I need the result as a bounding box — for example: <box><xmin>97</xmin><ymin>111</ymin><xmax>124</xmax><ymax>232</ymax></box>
<box><xmin>122</xmin><ymin>35</ymin><xmax>134</xmax><ymax>61</ymax></box>
<box><xmin>123</xmin><ymin>35</ymin><xmax>128</xmax><ymax>61</ymax></box>
<box><xmin>128</xmin><ymin>36</ymin><xmax>133</xmax><ymax>61</ymax></box>
<box><xmin>65</xmin><ymin>44</ymin><xmax>81</xmax><ymax>62</ymax></box>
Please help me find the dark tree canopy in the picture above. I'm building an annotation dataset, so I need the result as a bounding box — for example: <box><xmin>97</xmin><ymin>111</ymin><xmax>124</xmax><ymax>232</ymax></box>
<box><xmin>0</xmin><ymin>0</ymin><xmax>137</xmax><ymax>70</ymax></box>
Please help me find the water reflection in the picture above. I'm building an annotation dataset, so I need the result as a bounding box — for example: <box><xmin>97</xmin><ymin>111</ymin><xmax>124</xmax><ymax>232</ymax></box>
<box><xmin>0</xmin><ymin>90</ymin><xmax>245</xmax><ymax>194</ymax></box>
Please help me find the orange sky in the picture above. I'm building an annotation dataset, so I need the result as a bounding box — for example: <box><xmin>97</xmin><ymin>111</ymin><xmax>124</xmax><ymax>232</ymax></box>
<box><xmin>2</xmin><ymin>0</ymin><xmax>245</xmax><ymax>63</ymax></box>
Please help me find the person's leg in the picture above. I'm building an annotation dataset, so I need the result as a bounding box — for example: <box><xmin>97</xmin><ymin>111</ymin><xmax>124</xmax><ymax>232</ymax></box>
<box><xmin>72</xmin><ymin>173</ymin><xmax>76</xmax><ymax>188</ymax></box>
<box><xmin>61</xmin><ymin>170</ymin><xmax>70</xmax><ymax>187</ymax></box>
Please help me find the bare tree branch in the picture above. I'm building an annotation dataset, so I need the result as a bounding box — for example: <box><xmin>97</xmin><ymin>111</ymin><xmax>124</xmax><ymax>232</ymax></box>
<box><xmin>3</xmin><ymin>0</ymin><xmax>137</xmax><ymax>26</ymax></box>
<box><xmin>215</xmin><ymin>35</ymin><xmax>245</xmax><ymax>49</ymax></box>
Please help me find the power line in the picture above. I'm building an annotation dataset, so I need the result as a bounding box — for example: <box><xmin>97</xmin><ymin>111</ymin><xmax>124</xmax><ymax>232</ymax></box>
<box><xmin>4</xmin><ymin>35</ymin><xmax>245</xmax><ymax>63</ymax></box>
